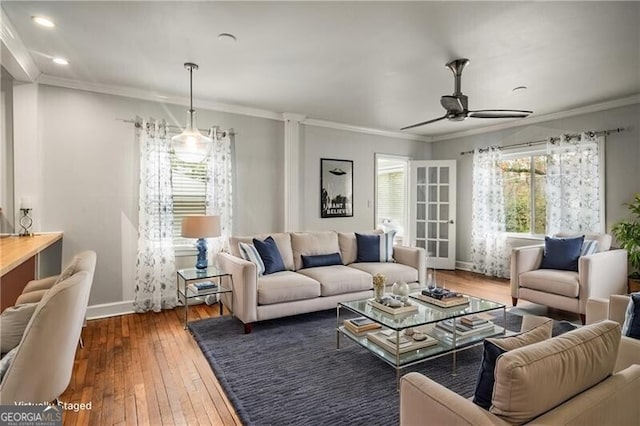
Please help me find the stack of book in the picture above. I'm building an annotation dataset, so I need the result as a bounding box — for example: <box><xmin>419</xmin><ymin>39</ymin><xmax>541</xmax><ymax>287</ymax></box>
<box><xmin>411</xmin><ymin>291</ymin><xmax>469</xmax><ymax>308</ymax></box>
<box><xmin>343</xmin><ymin>317</ymin><xmax>382</xmax><ymax>335</ymax></box>
<box><xmin>366</xmin><ymin>329</ymin><xmax>438</xmax><ymax>354</ymax></box>
<box><xmin>187</xmin><ymin>281</ymin><xmax>218</xmax><ymax>295</ymax></box>
<box><xmin>368</xmin><ymin>299</ymin><xmax>418</xmax><ymax>315</ymax></box>
<box><xmin>435</xmin><ymin>317</ymin><xmax>494</xmax><ymax>338</ymax></box>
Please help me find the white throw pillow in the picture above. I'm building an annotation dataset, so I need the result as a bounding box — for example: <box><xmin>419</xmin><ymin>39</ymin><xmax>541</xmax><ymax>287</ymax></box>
<box><xmin>0</xmin><ymin>303</ymin><xmax>38</xmax><ymax>353</ymax></box>
<box><xmin>238</xmin><ymin>242</ymin><xmax>266</xmax><ymax>276</ymax></box>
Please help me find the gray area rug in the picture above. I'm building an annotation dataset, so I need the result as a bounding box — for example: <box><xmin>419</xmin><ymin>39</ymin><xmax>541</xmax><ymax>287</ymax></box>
<box><xmin>189</xmin><ymin>310</ymin><xmax>576</xmax><ymax>426</ymax></box>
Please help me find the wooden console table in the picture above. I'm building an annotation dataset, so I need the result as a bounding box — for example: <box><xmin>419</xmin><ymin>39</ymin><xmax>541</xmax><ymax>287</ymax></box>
<box><xmin>0</xmin><ymin>232</ymin><xmax>63</xmax><ymax>311</ymax></box>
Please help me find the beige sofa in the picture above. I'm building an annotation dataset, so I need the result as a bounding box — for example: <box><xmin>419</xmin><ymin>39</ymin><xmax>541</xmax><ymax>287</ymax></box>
<box><xmin>587</xmin><ymin>294</ymin><xmax>640</xmax><ymax>373</ymax></box>
<box><xmin>217</xmin><ymin>231</ymin><xmax>425</xmax><ymax>332</ymax></box>
<box><xmin>510</xmin><ymin>233</ymin><xmax>627</xmax><ymax>323</ymax></box>
<box><xmin>400</xmin><ymin>320</ymin><xmax>640</xmax><ymax>425</ymax></box>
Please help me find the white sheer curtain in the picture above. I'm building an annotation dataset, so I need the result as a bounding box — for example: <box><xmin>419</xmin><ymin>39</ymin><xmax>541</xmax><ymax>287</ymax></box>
<box><xmin>206</xmin><ymin>131</ymin><xmax>233</xmax><ymax>255</ymax></box>
<box><xmin>471</xmin><ymin>147</ymin><xmax>510</xmax><ymax>278</ymax></box>
<box><xmin>546</xmin><ymin>132</ymin><xmax>601</xmax><ymax>234</ymax></box>
<box><xmin>133</xmin><ymin>119</ymin><xmax>177</xmax><ymax>312</ymax></box>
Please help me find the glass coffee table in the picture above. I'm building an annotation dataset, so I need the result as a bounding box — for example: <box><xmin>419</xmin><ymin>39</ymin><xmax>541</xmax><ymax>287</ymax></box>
<box><xmin>337</xmin><ymin>293</ymin><xmax>508</xmax><ymax>385</ymax></box>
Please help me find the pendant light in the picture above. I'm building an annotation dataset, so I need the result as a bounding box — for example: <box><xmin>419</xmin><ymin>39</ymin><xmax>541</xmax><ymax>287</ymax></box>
<box><xmin>172</xmin><ymin>62</ymin><xmax>212</xmax><ymax>163</ymax></box>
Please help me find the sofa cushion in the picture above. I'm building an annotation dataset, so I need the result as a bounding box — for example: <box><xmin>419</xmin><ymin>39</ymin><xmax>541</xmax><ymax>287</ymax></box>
<box><xmin>301</xmin><ymin>253</ymin><xmax>342</xmax><ymax>269</ymax></box>
<box><xmin>473</xmin><ymin>318</ymin><xmax>553</xmax><ymax>409</ymax></box>
<box><xmin>0</xmin><ymin>303</ymin><xmax>38</xmax><ymax>353</ymax></box>
<box><xmin>297</xmin><ymin>265</ymin><xmax>372</xmax><ymax>296</ymax></box>
<box><xmin>254</xmin><ymin>236</ymin><xmax>286</xmax><ymax>275</ymax></box>
<box><xmin>581</xmin><ymin>239</ymin><xmax>599</xmax><ymax>256</ymax></box>
<box><xmin>257</xmin><ymin>271</ymin><xmax>321</xmax><ymax>305</ymax></box>
<box><xmin>540</xmin><ymin>235</ymin><xmax>584</xmax><ymax>272</ymax></box>
<box><xmin>238</xmin><ymin>242</ymin><xmax>265</xmax><ymax>276</ymax></box>
<box><xmin>348</xmin><ymin>262</ymin><xmax>418</xmax><ymax>285</ymax></box>
<box><xmin>490</xmin><ymin>320</ymin><xmax>621</xmax><ymax>424</ymax></box>
<box><xmin>356</xmin><ymin>231</ymin><xmax>395</xmax><ymax>262</ymax></box>
<box><xmin>622</xmin><ymin>293</ymin><xmax>640</xmax><ymax>339</ymax></box>
<box><xmin>291</xmin><ymin>232</ymin><xmax>340</xmax><ymax>271</ymax></box>
<box><xmin>229</xmin><ymin>233</ymin><xmax>295</xmax><ymax>270</ymax></box>
<box><xmin>338</xmin><ymin>230</ymin><xmax>382</xmax><ymax>265</ymax></box>
<box><xmin>519</xmin><ymin>269</ymin><xmax>579</xmax><ymax>298</ymax></box>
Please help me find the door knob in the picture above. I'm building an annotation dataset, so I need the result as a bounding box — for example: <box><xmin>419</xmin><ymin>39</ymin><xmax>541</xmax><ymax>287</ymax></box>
<box><xmin>449</xmin><ymin>220</ymin><xmax>454</xmax><ymax>224</ymax></box>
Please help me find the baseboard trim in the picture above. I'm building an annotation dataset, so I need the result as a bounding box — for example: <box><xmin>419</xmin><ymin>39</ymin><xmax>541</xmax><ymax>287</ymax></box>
<box><xmin>86</xmin><ymin>300</ymin><xmax>134</xmax><ymax>320</ymax></box>
<box><xmin>455</xmin><ymin>261</ymin><xmax>473</xmax><ymax>271</ymax></box>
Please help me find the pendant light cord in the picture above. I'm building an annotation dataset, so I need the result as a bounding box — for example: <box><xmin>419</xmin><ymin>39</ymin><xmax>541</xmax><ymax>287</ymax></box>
<box><xmin>189</xmin><ymin>64</ymin><xmax>194</xmax><ymax>113</ymax></box>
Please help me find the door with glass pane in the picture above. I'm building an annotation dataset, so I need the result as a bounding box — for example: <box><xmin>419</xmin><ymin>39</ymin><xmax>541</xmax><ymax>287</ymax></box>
<box><xmin>410</xmin><ymin>160</ymin><xmax>456</xmax><ymax>269</ymax></box>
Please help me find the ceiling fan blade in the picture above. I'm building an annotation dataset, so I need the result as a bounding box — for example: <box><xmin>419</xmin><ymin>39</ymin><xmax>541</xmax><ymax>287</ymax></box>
<box><xmin>440</xmin><ymin>96</ymin><xmax>464</xmax><ymax>113</ymax></box>
<box><xmin>401</xmin><ymin>115</ymin><xmax>448</xmax><ymax>131</ymax></box>
<box><xmin>468</xmin><ymin>109</ymin><xmax>532</xmax><ymax>119</ymax></box>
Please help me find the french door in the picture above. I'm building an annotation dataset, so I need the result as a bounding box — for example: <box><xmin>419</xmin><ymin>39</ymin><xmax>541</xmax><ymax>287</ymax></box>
<box><xmin>410</xmin><ymin>160</ymin><xmax>457</xmax><ymax>269</ymax></box>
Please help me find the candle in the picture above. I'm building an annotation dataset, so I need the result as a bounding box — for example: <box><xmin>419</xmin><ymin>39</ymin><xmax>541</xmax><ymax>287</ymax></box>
<box><xmin>21</xmin><ymin>196</ymin><xmax>33</xmax><ymax>209</ymax></box>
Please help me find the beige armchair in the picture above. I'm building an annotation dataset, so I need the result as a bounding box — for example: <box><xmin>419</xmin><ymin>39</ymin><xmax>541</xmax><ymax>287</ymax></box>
<box><xmin>0</xmin><ymin>269</ymin><xmax>93</xmax><ymax>404</ymax></box>
<box><xmin>587</xmin><ymin>294</ymin><xmax>640</xmax><ymax>373</ymax></box>
<box><xmin>510</xmin><ymin>233</ymin><xmax>627</xmax><ymax>324</ymax></box>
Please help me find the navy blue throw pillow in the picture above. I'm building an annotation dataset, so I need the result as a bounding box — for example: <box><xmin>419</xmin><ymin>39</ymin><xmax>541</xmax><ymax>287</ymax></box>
<box><xmin>253</xmin><ymin>236</ymin><xmax>286</xmax><ymax>275</ymax></box>
<box><xmin>355</xmin><ymin>233</ymin><xmax>380</xmax><ymax>262</ymax></box>
<box><xmin>301</xmin><ymin>253</ymin><xmax>343</xmax><ymax>269</ymax></box>
<box><xmin>539</xmin><ymin>235</ymin><xmax>584</xmax><ymax>272</ymax></box>
<box><xmin>472</xmin><ymin>340</ymin><xmax>506</xmax><ymax>409</ymax></box>
<box><xmin>622</xmin><ymin>293</ymin><xmax>640</xmax><ymax>340</ymax></box>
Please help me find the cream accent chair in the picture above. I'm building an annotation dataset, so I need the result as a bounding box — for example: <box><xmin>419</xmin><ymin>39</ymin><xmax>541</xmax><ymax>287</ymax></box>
<box><xmin>510</xmin><ymin>233</ymin><xmax>627</xmax><ymax>324</ymax></box>
<box><xmin>0</xmin><ymin>269</ymin><xmax>92</xmax><ymax>404</ymax></box>
<box><xmin>587</xmin><ymin>294</ymin><xmax>640</xmax><ymax>373</ymax></box>
<box><xmin>16</xmin><ymin>250</ymin><xmax>97</xmax><ymax>305</ymax></box>
<box><xmin>400</xmin><ymin>320</ymin><xmax>640</xmax><ymax>425</ymax></box>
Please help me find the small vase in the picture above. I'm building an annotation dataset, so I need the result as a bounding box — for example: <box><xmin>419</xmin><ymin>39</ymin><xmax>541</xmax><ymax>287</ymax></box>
<box><xmin>374</xmin><ymin>283</ymin><xmax>385</xmax><ymax>302</ymax></box>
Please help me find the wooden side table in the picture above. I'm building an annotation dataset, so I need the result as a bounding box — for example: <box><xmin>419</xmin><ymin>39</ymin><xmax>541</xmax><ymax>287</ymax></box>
<box><xmin>177</xmin><ymin>266</ymin><xmax>234</xmax><ymax>329</ymax></box>
<box><xmin>628</xmin><ymin>278</ymin><xmax>640</xmax><ymax>294</ymax></box>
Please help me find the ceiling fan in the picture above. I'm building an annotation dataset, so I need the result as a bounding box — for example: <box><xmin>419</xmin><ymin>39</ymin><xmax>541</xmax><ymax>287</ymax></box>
<box><xmin>401</xmin><ymin>58</ymin><xmax>533</xmax><ymax>131</ymax></box>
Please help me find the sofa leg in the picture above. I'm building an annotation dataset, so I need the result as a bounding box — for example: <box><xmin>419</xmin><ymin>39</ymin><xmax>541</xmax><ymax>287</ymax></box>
<box><xmin>579</xmin><ymin>314</ymin><xmax>586</xmax><ymax>325</ymax></box>
<box><xmin>244</xmin><ymin>323</ymin><xmax>253</xmax><ymax>334</ymax></box>
<box><xmin>512</xmin><ymin>297</ymin><xmax>518</xmax><ymax>307</ymax></box>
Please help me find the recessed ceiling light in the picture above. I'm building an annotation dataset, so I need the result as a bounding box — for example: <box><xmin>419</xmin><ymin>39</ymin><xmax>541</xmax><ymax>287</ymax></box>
<box><xmin>217</xmin><ymin>33</ymin><xmax>237</xmax><ymax>43</ymax></box>
<box><xmin>32</xmin><ymin>16</ymin><xmax>55</xmax><ymax>28</ymax></box>
<box><xmin>512</xmin><ymin>86</ymin><xmax>528</xmax><ymax>92</ymax></box>
<box><xmin>53</xmin><ymin>57</ymin><xmax>69</xmax><ymax>65</ymax></box>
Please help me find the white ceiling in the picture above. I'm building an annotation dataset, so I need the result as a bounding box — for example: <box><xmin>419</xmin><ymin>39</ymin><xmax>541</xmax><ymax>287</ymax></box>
<box><xmin>2</xmin><ymin>1</ymin><xmax>639</xmax><ymax>137</ymax></box>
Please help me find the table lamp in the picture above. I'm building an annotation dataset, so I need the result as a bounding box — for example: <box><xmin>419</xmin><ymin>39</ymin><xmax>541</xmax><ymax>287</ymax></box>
<box><xmin>181</xmin><ymin>215</ymin><xmax>221</xmax><ymax>269</ymax></box>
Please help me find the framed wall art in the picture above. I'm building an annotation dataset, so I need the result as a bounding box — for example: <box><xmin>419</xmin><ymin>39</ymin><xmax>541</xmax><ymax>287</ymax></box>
<box><xmin>320</xmin><ymin>158</ymin><xmax>353</xmax><ymax>218</ymax></box>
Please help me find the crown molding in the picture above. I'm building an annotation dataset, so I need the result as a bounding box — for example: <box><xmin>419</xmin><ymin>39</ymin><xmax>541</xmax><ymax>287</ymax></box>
<box><xmin>0</xmin><ymin>8</ymin><xmax>41</xmax><ymax>82</ymax></box>
<box><xmin>37</xmin><ymin>74</ymin><xmax>284</xmax><ymax>121</ymax></box>
<box><xmin>303</xmin><ymin>118</ymin><xmax>432</xmax><ymax>142</ymax></box>
<box><xmin>430</xmin><ymin>94</ymin><xmax>640</xmax><ymax>142</ymax></box>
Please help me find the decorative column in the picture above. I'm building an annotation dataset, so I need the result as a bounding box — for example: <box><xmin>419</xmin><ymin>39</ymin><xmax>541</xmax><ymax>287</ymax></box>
<box><xmin>282</xmin><ymin>113</ymin><xmax>306</xmax><ymax>232</ymax></box>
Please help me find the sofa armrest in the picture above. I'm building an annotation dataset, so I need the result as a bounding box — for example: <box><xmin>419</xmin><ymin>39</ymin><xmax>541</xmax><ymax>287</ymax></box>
<box><xmin>615</xmin><ymin>336</ymin><xmax>640</xmax><ymax>373</ymax></box>
<box><xmin>400</xmin><ymin>372</ymin><xmax>508</xmax><ymax>426</ymax></box>
<box><xmin>216</xmin><ymin>253</ymin><xmax>258</xmax><ymax>324</ymax></box>
<box><xmin>578</xmin><ymin>249</ymin><xmax>628</xmax><ymax>313</ymax></box>
<box><xmin>510</xmin><ymin>246</ymin><xmax>543</xmax><ymax>297</ymax></box>
<box><xmin>22</xmin><ymin>275</ymin><xmax>58</xmax><ymax>294</ymax></box>
<box><xmin>393</xmin><ymin>246</ymin><xmax>426</xmax><ymax>286</ymax></box>
<box><xmin>586</xmin><ymin>298</ymin><xmax>610</xmax><ymax>325</ymax></box>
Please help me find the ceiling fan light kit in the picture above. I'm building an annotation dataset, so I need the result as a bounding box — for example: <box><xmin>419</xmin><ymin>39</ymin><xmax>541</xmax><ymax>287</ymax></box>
<box><xmin>401</xmin><ymin>58</ymin><xmax>533</xmax><ymax>131</ymax></box>
<box><xmin>172</xmin><ymin>62</ymin><xmax>213</xmax><ymax>163</ymax></box>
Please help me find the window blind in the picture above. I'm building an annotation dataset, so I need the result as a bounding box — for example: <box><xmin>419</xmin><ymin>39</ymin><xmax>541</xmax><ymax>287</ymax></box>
<box><xmin>171</xmin><ymin>154</ymin><xmax>209</xmax><ymax>250</ymax></box>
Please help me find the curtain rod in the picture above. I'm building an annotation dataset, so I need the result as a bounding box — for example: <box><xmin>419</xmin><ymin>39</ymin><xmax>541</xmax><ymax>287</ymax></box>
<box><xmin>459</xmin><ymin>127</ymin><xmax>625</xmax><ymax>156</ymax></box>
<box><xmin>117</xmin><ymin>118</ymin><xmax>236</xmax><ymax>136</ymax></box>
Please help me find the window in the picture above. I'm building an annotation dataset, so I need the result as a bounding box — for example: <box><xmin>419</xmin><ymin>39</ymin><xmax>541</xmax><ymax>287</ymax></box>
<box><xmin>171</xmin><ymin>154</ymin><xmax>209</xmax><ymax>250</ymax></box>
<box><xmin>499</xmin><ymin>155</ymin><xmax>547</xmax><ymax>234</ymax></box>
<box><xmin>375</xmin><ymin>154</ymin><xmax>409</xmax><ymax>243</ymax></box>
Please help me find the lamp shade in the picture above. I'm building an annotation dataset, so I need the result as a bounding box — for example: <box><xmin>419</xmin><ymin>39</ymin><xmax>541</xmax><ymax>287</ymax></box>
<box><xmin>181</xmin><ymin>215</ymin><xmax>221</xmax><ymax>238</ymax></box>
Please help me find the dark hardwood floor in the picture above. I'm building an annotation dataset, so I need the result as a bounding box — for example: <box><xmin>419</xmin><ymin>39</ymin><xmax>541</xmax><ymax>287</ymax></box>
<box><xmin>60</xmin><ymin>270</ymin><xmax>577</xmax><ymax>425</ymax></box>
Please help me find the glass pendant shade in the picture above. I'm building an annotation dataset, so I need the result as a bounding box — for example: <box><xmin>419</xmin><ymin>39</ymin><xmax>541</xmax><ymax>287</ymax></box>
<box><xmin>172</xmin><ymin>109</ymin><xmax>212</xmax><ymax>163</ymax></box>
<box><xmin>171</xmin><ymin>62</ymin><xmax>212</xmax><ymax>163</ymax></box>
